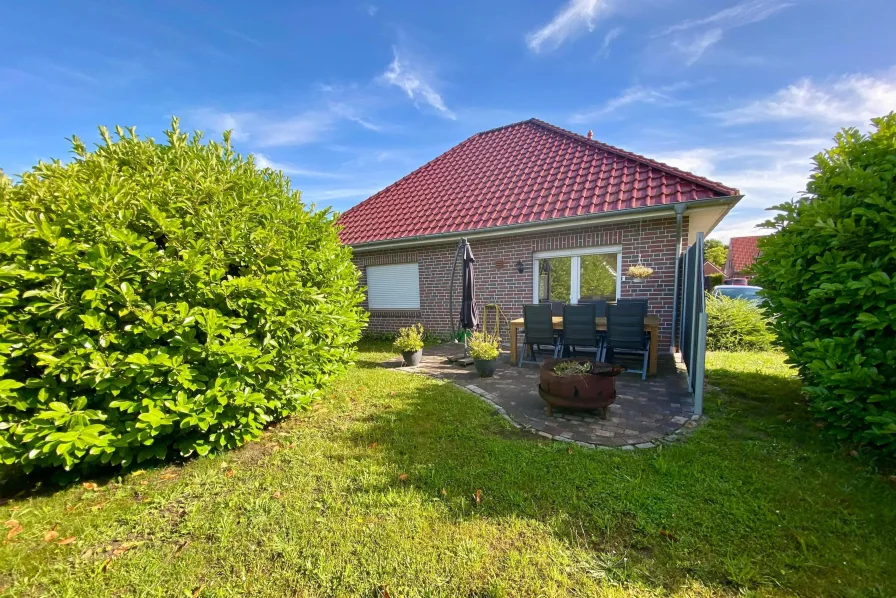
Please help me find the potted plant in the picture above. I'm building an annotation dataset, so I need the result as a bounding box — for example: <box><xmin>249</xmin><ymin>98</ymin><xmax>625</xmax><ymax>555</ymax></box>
<box><xmin>394</xmin><ymin>323</ymin><xmax>425</xmax><ymax>366</ymax></box>
<box><xmin>468</xmin><ymin>331</ymin><xmax>500</xmax><ymax>377</ymax></box>
<box><xmin>627</xmin><ymin>264</ymin><xmax>654</xmax><ymax>279</ymax></box>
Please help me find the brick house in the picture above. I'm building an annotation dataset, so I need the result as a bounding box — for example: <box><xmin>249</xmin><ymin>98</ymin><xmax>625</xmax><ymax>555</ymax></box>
<box><xmin>724</xmin><ymin>235</ymin><xmax>763</xmax><ymax>280</ymax></box>
<box><xmin>704</xmin><ymin>261</ymin><xmax>724</xmax><ymax>276</ymax></box>
<box><xmin>338</xmin><ymin>119</ymin><xmax>742</xmax><ymax>352</ymax></box>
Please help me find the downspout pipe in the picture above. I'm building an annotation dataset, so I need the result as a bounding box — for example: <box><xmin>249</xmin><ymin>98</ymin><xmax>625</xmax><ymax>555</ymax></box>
<box><xmin>670</xmin><ymin>204</ymin><xmax>686</xmax><ymax>354</ymax></box>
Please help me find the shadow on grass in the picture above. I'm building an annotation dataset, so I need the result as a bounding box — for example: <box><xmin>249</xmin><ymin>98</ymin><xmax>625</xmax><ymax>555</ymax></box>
<box><xmin>326</xmin><ymin>351</ymin><xmax>896</xmax><ymax>596</ymax></box>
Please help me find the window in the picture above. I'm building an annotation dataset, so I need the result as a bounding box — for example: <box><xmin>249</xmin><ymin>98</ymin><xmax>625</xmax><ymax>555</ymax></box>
<box><xmin>534</xmin><ymin>247</ymin><xmax>621</xmax><ymax>304</ymax></box>
<box><xmin>365</xmin><ymin>263</ymin><xmax>421</xmax><ymax>309</ymax></box>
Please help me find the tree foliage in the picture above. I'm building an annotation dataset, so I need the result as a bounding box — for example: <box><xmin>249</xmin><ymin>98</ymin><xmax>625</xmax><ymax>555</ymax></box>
<box><xmin>0</xmin><ymin>119</ymin><xmax>367</xmax><ymax>473</ymax></box>
<box><xmin>703</xmin><ymin>239</ymin><xmax>728</xmax><ymax>270</ymax></box>
<box><xmin>753</xmin><ymin>114</ymin><xmax>896</xmax><ymax>453</ymax></box>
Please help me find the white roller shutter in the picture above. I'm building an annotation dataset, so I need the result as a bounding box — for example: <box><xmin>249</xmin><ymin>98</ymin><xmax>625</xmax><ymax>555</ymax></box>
<box><xmin>366</xmin><ymin>263</ymin><xmax>420</xmax><ymax>309</ymax></box>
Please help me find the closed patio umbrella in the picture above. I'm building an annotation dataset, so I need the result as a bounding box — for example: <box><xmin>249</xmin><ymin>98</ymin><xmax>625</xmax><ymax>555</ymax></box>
<box><xmin>460</xmin><ymin>241</ymin><xmax>477</xmax><ymax>332</ymax></box>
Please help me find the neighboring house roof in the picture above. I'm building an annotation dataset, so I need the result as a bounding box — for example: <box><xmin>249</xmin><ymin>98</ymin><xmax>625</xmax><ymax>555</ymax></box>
<box><xmin>727</xmin><ymin>235</ymin><xmax>763</xmax><ymax>275</ymax></box>
<box><xmin>339</xmin><ymin>118</ymin><xmax>739</xmax><ymax>246</ymax></box>
<box><xmin>704</xmin><ymin>261</ymin><xmax>724</xmax><ymax>276</ymax></box>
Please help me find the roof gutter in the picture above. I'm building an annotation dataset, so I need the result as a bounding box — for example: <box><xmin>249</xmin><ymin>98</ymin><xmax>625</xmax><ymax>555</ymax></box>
<box><xmin>348</xmin><ymin>195</ymin><xmax>743</xmax><ymax>253</ymax></box>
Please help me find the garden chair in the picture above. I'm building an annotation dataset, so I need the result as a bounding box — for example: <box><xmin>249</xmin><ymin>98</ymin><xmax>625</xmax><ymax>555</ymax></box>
<box><xmin>558</xmin><ymin>303</ymin><xmax>603</xmax><ymax>361</ymax></box>
<box><xmin>549</xmin><ymin>301</ymin><xmax>565</xmax><ymax>316</ymax></box>
<box><xmin>519</xmin><ymin>304</ymin><xmax>560</xmax><ymax>366</ymax></box>
<box><xmin>580</xmin><ymin>299</ymin><xmax>608</xmax><ymax>317</ymax></box>
<box><xmin>605</xmin><ymin>301</ymin><xmax>650</xmax><ymax>380</ymax></box>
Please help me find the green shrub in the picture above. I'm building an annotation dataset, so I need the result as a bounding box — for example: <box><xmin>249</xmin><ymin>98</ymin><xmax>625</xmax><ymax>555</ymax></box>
<box><xmin>753</xmin><ymin>114</ymin><xmax>896</xmax><ymax>453</ymax></box>
<box><xmin>393</xmin><ymin>324</ymin><xmax>425</xmax><ymax>353</ymax></box>
<box><xmin>0</xmin><ymin>119</ymin><xmax>366</xmax><ymax>473</ymax></box>
<box><xmin>706</xmin><ymin>272</ymin><xmax>724</xmax><ymax>290</ymax></box>
<box><xmin>468</xmin><ymin>331</ymin><xmax>500</xmax><ymax>361</ymax></box>
<box><xmin>705</xmin><ymin>294</ymin><xmax>775</xmax><ymax>352</ymax></box>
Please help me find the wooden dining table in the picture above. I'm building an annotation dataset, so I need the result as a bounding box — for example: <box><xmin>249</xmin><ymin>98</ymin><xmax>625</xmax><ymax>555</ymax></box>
<box><xmin>508</xmin><ymin>314</ymin><xmax>660</xmax><ymax>376</ymax></box>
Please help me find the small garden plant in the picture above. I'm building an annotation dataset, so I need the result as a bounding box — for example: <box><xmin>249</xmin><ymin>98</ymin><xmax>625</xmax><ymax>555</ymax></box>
<box><xmin>393</xmin><ymin>323</ymin><xmax>425</xmax><ymax>353</ymax></box>
<box><xmin>468</xmin><ymin>331</ymin><xmax>500</xmax><ymax>361</ymax></box>
<box><xmin>553</xmin><ymin>361</ymin><xmax>593</xmax><ymax>376</ymax></box>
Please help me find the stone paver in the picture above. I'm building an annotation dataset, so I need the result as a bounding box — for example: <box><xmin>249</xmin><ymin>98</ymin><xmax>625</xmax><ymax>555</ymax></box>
<box><xmin>383</xmin><ymin>343</ymin><xmax>701</xmax><ymax>449</ymax></box>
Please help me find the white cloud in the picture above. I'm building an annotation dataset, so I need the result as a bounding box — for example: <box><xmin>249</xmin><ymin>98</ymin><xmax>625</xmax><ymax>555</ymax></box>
<box><xmin>189</xmin><ymin>97</ymin><xmax>384</xmax><ymax>148</ymax></box>
<box><xmin>715</xmin><ymin>71</ymin><xmax>896</xmax><ymax>126</ymax></box>
<box><xmin>673</xmin><ymin>28</ymin><xmax>723</xmax><ymax>66</ymax></box>
<box><xmin>570</xmin><ymin>82</ymin><xmax>689</xmax><ymax>122</ymax></box>
<box><xmin>708</xmin><ymin>217</ymin><xmax>774</xmax><ymax>243</ymax></box>
<box><xmin>253</xmin><ymin>153</ymin><xmax>343</xmax><ymax>178</ymax></box>
<box><xmin>190</xmin><ymin>108</ymin><xmax>334</xmax><ymax>147</ymax></box>
<box><xmin>655</xmin><ymin>141</ymin><xmax>817</xmax><ymax>210</ymax></box>
<box><xmin>302</xmin><ymin>186</ymin><xmax>386</xmax><ymax>201</ymax></box>
<box><xmin>597</xmin><ymin>27</ymin><xmax>623</xmax><ymax>58</ymax></box>
<box><xmin>652</xmin><ymin>137</ymin><xmax>824</xmax><ymax>242</ymax></box>
<box><xmin>658</xmin><ymin>0</ymin><xmax>793</xmax><ymax>66</ymax></box>
<box><xmin>379</xmin><ymin>47</ymin><xmax>455</xmax><ymax>119</ymax></box>
<box><xmin>526</xmin><ymin>0</ymin><xmax>612</xmax><ymax>54</ymax></box>
<box><xmin>660</xmin><ymin>0</ymin><xmax>793</xmax><ymax>35</ymax></box>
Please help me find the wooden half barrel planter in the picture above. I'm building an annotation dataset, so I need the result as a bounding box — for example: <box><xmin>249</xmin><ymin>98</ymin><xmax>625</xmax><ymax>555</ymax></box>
<box><xmin>538</xmin><ymin>358</ymin><xmax>625</xmax><ymax>419</ymax></box>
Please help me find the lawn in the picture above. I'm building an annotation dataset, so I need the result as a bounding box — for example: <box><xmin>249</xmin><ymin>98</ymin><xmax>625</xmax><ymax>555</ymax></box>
<box><xmin>1</xmin><ymin>343</ymin><xmax>894</xmax><ymax>597</ymax></box>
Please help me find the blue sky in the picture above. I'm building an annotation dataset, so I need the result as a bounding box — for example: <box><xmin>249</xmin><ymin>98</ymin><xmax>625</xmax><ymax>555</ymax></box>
<box><xmin>2</xmin><ymin>0</ymin><xmax>894</xmax><ymax>241</ymax></box>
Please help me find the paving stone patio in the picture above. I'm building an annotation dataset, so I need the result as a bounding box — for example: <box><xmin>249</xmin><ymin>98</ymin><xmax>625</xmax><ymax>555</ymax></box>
<box><xmin>383</xmin><ymin>343</ymin><xmax>699</xmax><ymax>448</ymax></box>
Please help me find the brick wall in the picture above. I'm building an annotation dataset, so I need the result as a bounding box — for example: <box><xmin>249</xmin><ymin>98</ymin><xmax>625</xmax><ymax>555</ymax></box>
<box><xmin>352</xmin><ymin>215</ymin><xmax>689</xmax><ymax>351</ymax></box>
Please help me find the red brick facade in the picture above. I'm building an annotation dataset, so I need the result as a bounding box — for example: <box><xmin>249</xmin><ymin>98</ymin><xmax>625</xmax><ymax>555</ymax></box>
<box><xmin>353</xmin><ymin>215</ymin><xmax>688</xmax><ymax>352</ymax></box>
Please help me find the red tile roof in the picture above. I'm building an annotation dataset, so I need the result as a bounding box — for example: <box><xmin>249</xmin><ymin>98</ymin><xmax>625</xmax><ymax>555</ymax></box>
<box><xmin>339</xmin><ymin>118</ymin><xmax>739</xmax><ymax>245</ymax></box>
<box><xmin>704</xmin><ymin>261</ymin><xmax>724</xmax><ymax>276</ymax></box>
<box><xmin>727</xmin><ymin>235</ymin><xmax>763</xmax><ymax>276</ymax></box>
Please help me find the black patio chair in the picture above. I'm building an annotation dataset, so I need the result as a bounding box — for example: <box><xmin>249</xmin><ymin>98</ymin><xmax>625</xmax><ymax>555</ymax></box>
<box><xmin>558</xmin><ymin>303</ymin><xmax>602</xmax><ymax>361</ymax></box>
<box><xmin>549</xmin><ymin>301</ymin><xmax>565</xmax><ymax>316</ymax></box>
<box><xmin>616</xmin><ymin>298</ymin><xmax>648</xmax><ymax>310</ymax></box>
<box><xmin>616</xmin><ymin>298</ymin><xmax>650</xmax><ymax>345</ymax></box>
<box><xmin>519</xmin><ymin>304</ymin><xmax>560</xmax><ymax>366</ymax></box>
<box><xmin>605</xmin><ymin>301</ymin><xmax>650</xmax><ymax>380</ymax></box>
<box><xmin>578</xmin><ymin>298</ymin><xmax>608</xmax><ymax>317</ymax></box>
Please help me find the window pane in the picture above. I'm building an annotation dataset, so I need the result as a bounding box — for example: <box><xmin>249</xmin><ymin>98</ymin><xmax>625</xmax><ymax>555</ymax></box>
<box><xmin>538</xmin><ymin>257</ymin><xmax>571</xmax><ymax>303</ymax></box>
<box><xmin>579</xmin><ymin>254</ymin><xmax>617</xmax><ymax>301</ymax></box>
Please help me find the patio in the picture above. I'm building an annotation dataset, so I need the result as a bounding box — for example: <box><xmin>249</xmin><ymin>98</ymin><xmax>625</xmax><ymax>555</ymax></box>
<box><xmin>384</xmin><ymin>343</ymin><xmax>700</xmax><ymax>448</ymax></box>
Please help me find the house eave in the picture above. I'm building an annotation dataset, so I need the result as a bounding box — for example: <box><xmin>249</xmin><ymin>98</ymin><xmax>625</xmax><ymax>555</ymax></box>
<box><xmin>347</xmin><ymin>195</ymin><xmax>743</xmax><ymax>253</ymax></box>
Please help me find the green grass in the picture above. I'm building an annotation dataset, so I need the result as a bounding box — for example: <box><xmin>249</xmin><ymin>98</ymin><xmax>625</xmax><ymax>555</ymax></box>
<box><xmin>1</xmin><ymin>343</ymin><xmax>894</xmax><ymax>597</ymax></box>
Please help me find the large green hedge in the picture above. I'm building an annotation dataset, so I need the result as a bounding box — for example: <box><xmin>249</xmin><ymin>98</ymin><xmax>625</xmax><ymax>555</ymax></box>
<box><xmin>705</xmin><ymin>293</ymin><xmax>775</xmax><ymax>352</ymax></box>
<box><xmin>753</xmin><ymin>114</ymin><xmax>896</xmax><ymax>453</ymax></box>
<box><xmin>0</xmin><ymin>120</ymin><xmax>366</xmax><ymax>472</ymax></box>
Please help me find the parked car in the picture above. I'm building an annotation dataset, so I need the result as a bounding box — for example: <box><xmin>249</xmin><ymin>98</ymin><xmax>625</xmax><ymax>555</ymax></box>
<box><xmin>723</xmin><ymin>277</ymin><xmax>749</xmax><ymax>286</ymax></box>
<box><xmin>712</xmin><ymin>285</ymin><xmax>764</xmax><ymax>305</ymax></box>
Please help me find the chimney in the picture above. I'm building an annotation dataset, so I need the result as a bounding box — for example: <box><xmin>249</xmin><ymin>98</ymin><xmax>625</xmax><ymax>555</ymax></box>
<box><xmin>587</xmin><ymin>130</ymin><xmax>593</xmax><ymax>140</ymax></box>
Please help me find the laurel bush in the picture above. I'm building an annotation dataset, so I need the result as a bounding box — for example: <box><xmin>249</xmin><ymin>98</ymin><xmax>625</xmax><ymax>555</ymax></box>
<box><xmin>0</xmin><ymin>120</ymin><xmax>366</xmax><ymax>472</ymax></box>
<box><xmin>753</xmin><ymin>114</ymin><xmax>896</xmax><ymax>453</ymax></box>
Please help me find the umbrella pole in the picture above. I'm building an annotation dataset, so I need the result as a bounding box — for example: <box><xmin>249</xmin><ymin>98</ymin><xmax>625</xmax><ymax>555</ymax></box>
<box><xmin>448</xmin><ymin>239</ymin><xmax>465</xmax><ymax>342</ymax></box>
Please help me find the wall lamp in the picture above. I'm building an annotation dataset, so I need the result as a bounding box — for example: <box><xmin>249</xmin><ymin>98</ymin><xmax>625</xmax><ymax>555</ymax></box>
<box><xmin>516</xmin><ymin>260</ymin><xmax>525</xmax><ymax>274</ymax></box>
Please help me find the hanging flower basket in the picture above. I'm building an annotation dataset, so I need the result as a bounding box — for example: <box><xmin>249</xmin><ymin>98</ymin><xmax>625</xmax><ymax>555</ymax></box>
<box><xmin>627</xmin><ymin>264</ymin><xmax>654</xmax><ymax>279</ymax></box>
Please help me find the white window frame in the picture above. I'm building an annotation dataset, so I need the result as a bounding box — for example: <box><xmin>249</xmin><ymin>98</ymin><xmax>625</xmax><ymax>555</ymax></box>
<box><xmin>366</xmin><ymin>263</ymin><xmax>421</xmax><ymax>309</ymax></box>
<box><xmin>531</xmin><ymin>245</ymin><xmax>622</xmax><ymax>304</ymax></box>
